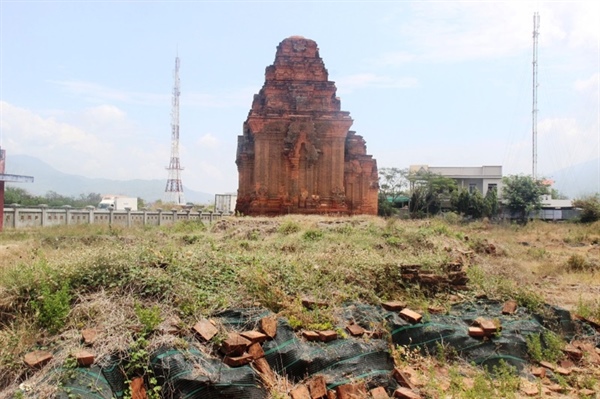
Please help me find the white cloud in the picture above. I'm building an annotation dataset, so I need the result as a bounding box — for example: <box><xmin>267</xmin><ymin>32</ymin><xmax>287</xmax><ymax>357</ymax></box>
<box><xmin>574</xmin><ymin>73</ymin><xmax>599</xmax><ymax>92</ymax></box>
<box><xmin>336</xmin><ymin>73</ymin><xmax>418</xmax><ymax>93</ymax></box>
<box><xmin>196</xmin><ymin>133</ymin><xmax>219</xmax><ymax>149</ymax></box>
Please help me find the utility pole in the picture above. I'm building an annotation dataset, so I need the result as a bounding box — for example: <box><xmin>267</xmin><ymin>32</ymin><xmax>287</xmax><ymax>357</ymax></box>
<box><xmin>532</xmin><ymin>12</ymin><xmax>540</xmax><ymax>179</ymax></box>
<box><xmin>164</xmin><ymin>56</ymin><xmax>185</xmax><ymax>205</ymax></box>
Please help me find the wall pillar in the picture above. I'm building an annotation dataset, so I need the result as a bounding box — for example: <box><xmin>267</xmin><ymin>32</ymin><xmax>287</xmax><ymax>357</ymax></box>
<box><xmin>13</xmin><ymin>205</ymin><xmax>19</xmax><ymax>228</ymax></box>
<box><xmin>109</xmin><ymin>209</ymin><xmax>114</xmax><ymax>226</ymax></box>
<box><xmin>126</xmin><ymin>208</ymin><xmax>132</xmax><ymax>228</ymax></box>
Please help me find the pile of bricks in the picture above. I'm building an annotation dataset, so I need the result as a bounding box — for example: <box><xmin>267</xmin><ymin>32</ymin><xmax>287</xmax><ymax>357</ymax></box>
<box><xmin>399</xmin><ymin>263</ymin><xmax>468</xmax><ymax>292</ymax></box>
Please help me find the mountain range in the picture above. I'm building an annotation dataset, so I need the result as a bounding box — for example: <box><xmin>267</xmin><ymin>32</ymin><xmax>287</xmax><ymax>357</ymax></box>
<box><xmin>5</xmin><ymin>154</ymin><xmax>215</xmax><ymax>205</ymax></box>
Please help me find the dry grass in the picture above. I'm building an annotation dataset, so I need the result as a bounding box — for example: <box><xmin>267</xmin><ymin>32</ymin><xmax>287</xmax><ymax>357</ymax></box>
<box><xmin>0</xmin><ymin>216</ymin><xmax>599</xmax><ymax>397</ymax></box>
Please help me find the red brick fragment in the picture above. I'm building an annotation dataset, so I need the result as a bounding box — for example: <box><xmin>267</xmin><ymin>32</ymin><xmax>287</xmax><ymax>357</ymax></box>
<box><xmin>370</xmin><ymin>387</ymin><xmax>390</xmax><ymax>399</ymax></box>
<box><xmin>306</xmin><ymin>375</ymin><xmax>327</xmax><ymax>399</ymax></box>
<box><xmin>521</xmin><ymin>386</ymin><xmax>539</xmax><ymax>397</ymax></box>
<box><xmin>563</xmin><ymin>344</ymin><xmax>583</xmax><ymax>361</ymax></box>
<box><xmin>468</xmin><ymin>326</ymin><xmax>485</xmax><ymax>338</ymax></box>
<box><xmin>346</xmin><ymin>323</ymin><xmax>365</xmax><ymax>337</ymax></box>
<box><xmin>247</xmin><ymin>342</ymin><xmax>265</xmax><ymax>359</ymax></box>
<box><xmin>382</xmin><ymin>301</ymin><xmax>406</xmax><ymax>311</ymax></box>
<box><xmin>326</xmin><ymin>390</ymin><xmax>337</xmax><ymax>399</ymax></box>
<box><xmin>241</xmin><ymin>330</ymin><xmax>268</xmax><ymax>344</ymax></box>
<box><xmin>75</xmin><ymin>349</ymin><xmax>95</xmax><ymax>367</ymax></box>
<box><xmin>555</xmin><ymin>366</ymin><xmax>571</xmax><ymax>375</ymax></box>
<box><xmin>303</xmin><ymin>330</ymin><xmax>320</xmax><ymax>341</ymax></box>
<box><xmin>223</xmin><ymin>353</ymin><xmax>253</xmax><ymax>367</ymax></box>
<box><xmin>259</xmin><ymin>317</ymin><xmax>277</xmax><ymax>339</ymax></box>
<box><xmin>501</xmin><ymin>300</ymin><xmax>518</xmax><ymax>315</ymax></box>
<box><xmin>399</xmin><ymin>309</ymin><xmax>422</xmax><ymax>324</ymax></box>
<box><xmin>547</xmin><ymin>384</ymin><xmax>563</xmax><ymax>393</ymax></box>
<box><xmin>130</xmin><ymin>377</ymin><xmax>147</xmax><ymax>399</ymax></box>
<box><xmin>221</xmin><ymin>332</ymin><xmax>251</xmax><ymax>356</ymax></box>
<box><xmin>393</xmin><ymin>387</ymin><xmax>421</xmax><ymax>399</ymax></box>
<box><xmin>192</xmin><ymin>319</ymin><xmax>218</xmax><ymax>342</ymax></box>
<box><xmin>579</xmin><ymin>388</ymin><xmax>595</xmax><ymax>396</ymax></box>
<box><xmin>531</xmin><ymin>367</ymin><xmax>546</xmax><ymax>378</ymax></box>
<box><xmin>336</xmin><ymin>382</ymin><xmax>366</xmax><ymax>399</ymax></box>
<box><xmin>290</xmin><ymin>384</ymin><xmax>312</xmax><ymax>399</ymax></box>
<box><xmin>393</xmin><ymin>368</ymin><xmax>415</xmax><ymax>390</ymax></box>
<box><xmin>539</xmin><ymin>361</ymin><xmax>555</xmax><ymax>371</ymax></box>
<box><xmin>81</xmin><ymin>328</ymin><xmax>98</xmax><ymax>345</ymax></box>
<box><xmin>253</xmin><ymin>357</ymin><xmax>276</xmax><ymax>386</ymax></box>
<box><xmin>23</xmin><ymin>350</ymin><xmax>53</xmax><ymax>368</ymax></box>
<box><xmin>559</xmin><ymin>359</ymin><xmax>574</xmax><ymax>369</ymax></box>
<box><xmin>474</xmin><ymin>318</ymin><xmax>498</xmax><ymax>335</ymax></box>
<box><xmin>427</xmin><ymin>306</ymin><xmax>445</xmax><ymax>315</ymax></box>
<box><xmin>318</xmin><ymin>330</ymin><xmax>338</xmax><ymax>342</ymax></box>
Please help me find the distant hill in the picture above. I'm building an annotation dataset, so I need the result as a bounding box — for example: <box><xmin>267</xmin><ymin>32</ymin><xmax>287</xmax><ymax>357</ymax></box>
<box><xmin>5</xmin><ymin>154</ymin><xmax>214</xmax><ymax>205</ymax></box>
<box><xmin>548</xmin><ymin>158</ymin><xmax>599</xmax><ymax>199</ymax></box>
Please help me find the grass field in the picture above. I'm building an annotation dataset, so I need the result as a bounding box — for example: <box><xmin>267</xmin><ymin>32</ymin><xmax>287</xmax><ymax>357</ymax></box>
<box><xmin>0</xmin><ymin>215</ymin><xmax>598</xmax><ymax>398</ymax></box>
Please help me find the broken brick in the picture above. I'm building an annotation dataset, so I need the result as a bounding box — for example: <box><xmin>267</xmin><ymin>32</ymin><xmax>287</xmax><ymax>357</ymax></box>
<box><xmin>192</xmin><ymin>319</ymin><xmax>218</xmax><ymax>342</ymax></box>
<box><xmin>74</xmin><ymin>350</ymin><xmax>95</xmax><ymax>367</ymax></box>
<box><xmin>81</xmin><ymin>328</ymin><xmax>98</xmax><ymax>345</ymax></box>
<box><xmin>474</xmin><ymin>318</ymin><xmax>498</xmax><ymax>335</ymax></box>
<box><xmin>382</xmin><ymin>301</ymin><xmax>405</xmax><ymax>311</ymax></box>
<box><xmin>468</xmin><ymin>326</ymin><xmax>485</xmax><ymax>338</ymax></box>
<box><xmin>241</xmin><ymin>330</ymin><xmax>268</xmax><ymax>344</ymax></box>
<box><xmin>318</xmin><ymin>330</ymin><xmax>338</xmax><ymax>342</ymax></box>
<box><xmin>521</xmin><ymin>386</ymin><xmax>539</xmax><ymax>397</ymax></box>
<box><xmin>427</xmin><ymin>306</ymin><xmax>445</xmax><ymax>315</ymax></box>
<box><xmin>563</xmin><ymin>344</ymin><xmax>583</xmax><ymax>361</ymax></box>
<box><xmin>326</xmin><ymin>390</ymin><xmax>337</xmax><ymax>399</ymax></box>
<box><xmin>370</xmin><ymin>387</ymin><xmax>390</xmax><ymax>399</ymax></box>
<box><xmin>393</xmin><ymin>368</ymin><xmax>415</xmax><ymax>390</ymax></box>
<box><xmin>539</xmin><ymin>361</ymin><xmax>555</xmax><ymax>371</ymax></box>
<box><xmin>531</xmin><ymin>367</ymin><xmax>546</xmax><ymax>378</ymax></box>
<box><xmin>223</xmin><ymin>353</ymin><xmax>253</xmax><ymax>367</ymax></box>
<box><xmin>399</xmin><ymin>309</ymin><xmax>422</xmax><ymax>324</ymax></box>
<box><xmin>253</xmin><ymin>357</ymin><xmax>276</xmax><ymax>386</ymax></box>
<box><xmin>23</xmin><ymin>350</ymin><xmax>53</xmax><ymax>368</ymax></box>
<box><xmin>555</xmin><ymin>366</ymin><xmax>571</xmax><ymax>376</ymax></box>
<box><xmin>501</xmin><ymin>300</ymin><xmax>518</xmax><ymax>315</ymax></box>
<box><xmin>393</xmin><ymin>387</ymin><xmax>421</xmax><ymax>399</ymax></box>
<box><xmin>345</xmin><ymin>323</ymin><xmax>365</xmax><ymax>337</ymax></box>
<box><xmin>302</xmin><ymin>331</ymin><xmax>320</xmax><ymax>341</ymax></box>
<box><xmin>290</xmin><ymin>384</ymin><xmax>311</xmax><ymax>399</ymax></box>
<box><xmin>335</xmin><ymin>382</ymin><xmax>366</xmax><ymax>399</ymax></box>
<box><xmin>579</xmin><ymin>388</ymin><xmax>595</xmax><ymax>396</ymax></box>
<box><xmin>259</xmin><ymin>317</ymin><xmax>278</xmax><ymax>339</ymax></box>
<box><xmin>221</xmin><ymin>332</ymin><xmax>251</xmax><ymax>356</ymax></box>
<box><xmin>130</xmin><ymin>377</ymin><xmax>147</xmax><ymax>399</ymax></box>
<box><xmin>306</xmin><ymin>375</ymin><xmax>327</xmax><ymax>399</ymax></box>
<box><xmin>247</xmin><ymin>342</ymin><xmax>265</xmax><ymax>359</ymax></box>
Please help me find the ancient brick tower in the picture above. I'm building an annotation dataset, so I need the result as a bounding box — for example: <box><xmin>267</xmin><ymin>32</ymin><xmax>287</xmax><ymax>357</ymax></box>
<box><xmin>236</xmin><ymin>36</ymin><xmax>378</xmax><ymax>216</ymax></box>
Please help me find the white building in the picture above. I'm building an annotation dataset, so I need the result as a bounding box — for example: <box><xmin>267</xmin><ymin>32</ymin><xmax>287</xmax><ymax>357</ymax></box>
<box><xmin>214</xmin><ymin>193</ymin><xmax>237</xmax><ymax>214</ymax></box>
<box><xmin>409</xmin><ymin>165</ymin><xmax>503</xmax><ymax>197</ymax></box>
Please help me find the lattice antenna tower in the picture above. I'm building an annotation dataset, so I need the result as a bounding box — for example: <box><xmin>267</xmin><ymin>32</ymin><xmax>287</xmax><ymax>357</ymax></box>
<box><xmin>164</xmin><ymin>56</ymin><xmax>185</xmax><ymax>205</ymax></box>
<box><xmin>532</xmin><ymin>12</ymin><xmax>540</xmax><ymax>179</ymax></box>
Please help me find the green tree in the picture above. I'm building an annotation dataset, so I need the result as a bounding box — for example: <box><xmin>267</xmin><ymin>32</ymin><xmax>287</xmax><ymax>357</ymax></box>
<box><xmin>502</xmin><ymin>175</ymin><xmax>548</xmax><ymax>223</ymax></box>
<box><xmin>408</xmin><ymin>171</ymin><xmax>457</xmax><ymax>217</ymax></box>
<box><xmin>378</xmin><ymin>167</ymin><xmax>409</xmax><ymax>216</ymax></box>
<box><xmin>483</xmin><ymin>186</ymin><xmax>499</xmax><ymax>218</ymax></box>
<box><xmin>572</xmin><ymin>194</ymin><xmax>600</xmax><ymax>223</ymax></box>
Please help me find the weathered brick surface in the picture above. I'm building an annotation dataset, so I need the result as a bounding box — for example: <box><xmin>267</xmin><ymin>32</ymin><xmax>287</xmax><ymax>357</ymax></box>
<box><xmin>303</xmin><ymin>331</ymin><xmax>320</xmax><ymax>341</ymax></box>
<box><xmin>521</xmin><ymin>386</ymin><xmax>539</xmax><ymax>396</ymax></box>
<box><xmin>392</xmin><ymin>387</ymin><xmax>421</xmax><ymax>399</ymax></box>
<box><xmin>369</xmin><ymin>387</ymin><xmax>390</xmax><ymax>399</ymax></box>
<box><xmin>81</xmin><ymin>328</ymin><xmax>98</xmax><ymax>345</ymax></box>
<box><xmin>248</xmin><ymin>342</ymin><xmax>265</xmax><ymax>359</ymax></box>
<box><xmin>335</xmin><ymin>382</ymin><xmax>366</xmax><ymax>399</ymax></box>
<box><xmin>393</xmin><ymin>368</ymin><xmax>415</xmax><ymax>390</ymax></box>
<box><xmin>468</xmin><ymin>326</ymin><xmax>485</xmax><ymax>338</ymax></box>
<box><xmin>306</xmin><ymin>375</ymin><xmax>327</xmax><ymax>399</ymax></box>
<box><xmin>221</xmin><ymin>332</ymin><xmax>251</xmax><ymax>356</ymax></box>
<box><xmin>531</xmin><ymin>366</ymin><xmax>546</xmax><ymax>378</ymax></box>
<box><xmin>563</xmin><ymin>343</ymin><xmax>583</xmax><ymax>361</ymax></box>
<box><xmin>501</xmin><ymin>300</ymin><xmax>518</xmax><ymax>315</ymax></box>
<box><xmin>346</xmin><ymin>323</ymin><xmax>365</xmax><ymax>337</ymax></box>
<box><xmin>382</xmin><ymin>301</ymin><xmax>405</xmax><ymax>311</ymax></box>
<box><xmin>399</xmin><ymin>309</ymin><xmax>422</xmax><ymax>324</ymax></box>
<box><xmin>474</xmin><ymin>318</ymin><xmax>498</xmax><ymax>335</ymax></box>
<box><xmin>539</xmin><ymin>361</ymin><xmax>555</xmax><ymax>371</ymax></box>
<box><xmin>241</xmin><ymin>330</ymin><xmax>268</xmax><ymax>343</ymax></box>
<box><xmin>23</xmin><ymin>350</ymin><xmax>53</xmax><ymax>368</ymax></box>
<box><xmin>192</xmin><ymin>319</ymin><xmax>218</xmax><ymax>342</ymax></box>
<box><xmin>318</xmin><ymin>330</ymin><xmax>337</xmax><ymax>342</ymax></box>
<box><xmin>259</xmin><ymin>317</ymin><xmax>278</xmax><ymax>339</ymax></box>
<box><xmin>326</xmin><ymin>390</ymin><xmax>337</xmax><ymax>399</ymax></box>
<box><xmin>290</xmin><ymin>384</ymin><xmax>311</xmax><ymax>399</ymax></box>
<box><xmin>130</xmin><ymin>377</ymin><xmax>147</xmax><ymax>399</ymax></box>
<box><xmin>75</xmin><ymin>350</ymin><xmax>95</xmax><ymax>367</ymax></box>
<box><xmin>236</xmin><ymin>36</ymin><xmax>378</xmax><ymax>216</ymax></box>
<box><xmin>223</xmin><ymin>353</ymin><xmax>253</xmax><ymax>367</ymax></box>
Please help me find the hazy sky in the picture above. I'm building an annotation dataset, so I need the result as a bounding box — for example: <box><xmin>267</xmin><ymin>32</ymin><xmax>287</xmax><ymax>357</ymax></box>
<box><xmin>1</xmin><ymin>0</ymin><xmax>598</xmax><ymax>196</ymax></box>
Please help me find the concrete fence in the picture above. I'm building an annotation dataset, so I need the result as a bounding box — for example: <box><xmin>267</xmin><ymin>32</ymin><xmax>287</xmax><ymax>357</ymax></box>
<box><xmin>2</xmin><ymin>206</ymin><xmax>230</xmax><ymax>229</ymax></box>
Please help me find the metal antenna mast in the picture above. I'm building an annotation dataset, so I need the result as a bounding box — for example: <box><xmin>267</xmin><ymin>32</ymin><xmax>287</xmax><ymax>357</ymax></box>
<box><xmin>164</xmin><ymin>56</ymin><xmax>185</xmax><ymax>205</ymax></box>
<box><xmin>532</xmin><ymin>12</ymin><xmax>540</xmax><ymax>179</ymax></box>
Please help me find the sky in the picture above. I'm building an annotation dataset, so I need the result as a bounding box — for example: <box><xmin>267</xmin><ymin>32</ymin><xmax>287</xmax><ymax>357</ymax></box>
<box><xmin>1</xmin><ymin>0</ymin><xmax>599</xmax><ymax>198</ymax></box>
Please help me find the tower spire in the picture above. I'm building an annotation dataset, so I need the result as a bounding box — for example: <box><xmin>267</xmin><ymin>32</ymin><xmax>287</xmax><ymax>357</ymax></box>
<box><xmin>164</xmin><ymin>56</ymin><xmax>185</xmax><ymax>205</ymax></box>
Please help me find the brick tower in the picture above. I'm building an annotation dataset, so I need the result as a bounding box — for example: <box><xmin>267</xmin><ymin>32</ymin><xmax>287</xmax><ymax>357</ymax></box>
<box><xmin>235</xmin><ymin>36</ymin><xmax>378</xmax><ymax>216</ymax></box>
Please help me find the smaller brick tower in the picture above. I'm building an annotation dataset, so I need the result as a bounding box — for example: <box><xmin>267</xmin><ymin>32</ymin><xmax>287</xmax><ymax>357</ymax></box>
<box><xmin>236</xmin><ymin>36</ymin><xmax>378</xmax><ymax>216</ymax></box>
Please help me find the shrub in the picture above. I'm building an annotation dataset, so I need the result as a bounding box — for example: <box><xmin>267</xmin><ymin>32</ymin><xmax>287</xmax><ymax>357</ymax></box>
<box><xmin>573</xmin><ymin>194</ymin><xmax>600</xmax><ymax>223</ymax></box>
<box><xmin>31</xmin><ymin>281</ymin><xmax>72</xmax><ymax>333</ymax></box>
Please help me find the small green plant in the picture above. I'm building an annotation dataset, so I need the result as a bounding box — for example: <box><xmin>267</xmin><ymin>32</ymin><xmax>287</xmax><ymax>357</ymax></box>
<box><xmin>302</xmin><ymin>229</ymin><xmax>323</xmax><ymax>241</ymax></box>
<box><xmin>134</xmin><ymin>303</ymin><xmax>162</xmax><ymax>336</ymax></box>
<box><xmin>492</xmin><ymin>360</ymin><xmax>520</xmax><ymax>397</ymax></box>
<box><xmin>123</xmin><ymin>337</ymin><xmax>161</xmax><ymax>399</ymax></box>
<box><xmin>565</xmin><ymin>254</ymin><xmax>594</xmax><ymax>272</ymax></box>
<box><xmin>278</xmin><ymin>220</ymin><xmax>301</xmax><ymax>235</ymax></box>
<box><xmin>31</xmin><ymin>281</ymin><xmax>72</xmax><ymax>333</ymax></box>
<box><xmin>526</xmin><ymin>331</ymin><xmax>564</xmax><ymax>363</ymax></box>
